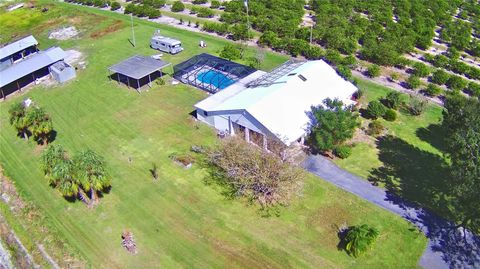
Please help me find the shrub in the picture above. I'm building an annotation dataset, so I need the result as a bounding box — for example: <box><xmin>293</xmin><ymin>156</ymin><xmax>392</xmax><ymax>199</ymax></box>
<box><xmin>171</xmin><ymin>0</ymin><xmax>184</xmax><ymax>12</ymax></box>
<box><xmin>192</xmin><ymin>6</ymin><xmax>214</xmax><ymax>17</ymax></box>
<box><xmin>156</xmin><ymin>78</ymin><xmax>165</xmax><ymax>85</ymax></box>
<box><xmin>192</xmin><ymin>0</ymin><xmax>207</xmax><ymax>4</ymax></box>
<box><xmin>446</xmin><ymin>75</ymin><xmax>468</xmax><ymax>91</ymax></box>
<box><xmin>407</xmin><ymin>94</ymin><xmax>427</xmax><ymax>116</ymax></box>
<box><xmin>390</xmin><ymin>72</ymin><xmax>399</xmax><ymax>82</ymax></box>
<box><xmin>367</xmin><ymin>121</ymin><xmax>384</xmax><ymax>136</ymax></box>
<box><xmin>336</xmin><ymin>65</ymin><xmax>353</xmax><ymax>81</ymax></box>
<box><xmin>412</xmin><ymin>62</ymin><xmax>430</xmax><ymax>77</ymax></box>
<box><xmin>432</xmin><ymin>54</ymin><xmax>449</xmax><ymax>68</ymax></box>
<box><xmin>383</xmin><ymin>91</ymin><xmax>403</xmax><ymax>109</ymax></box>
<box><xmin>353</xmin><ymin>89</ymin><xmax>364</xmax><ymax>100</ymax></box>
<box><xmin>324</xmin><ymin>49</ymin><xmax>342</xmax><ymax>65</ymax></box>
<box><xmin>466</xmin><ymin>82</ymin><xmax>480</xmax><ymax>97</ymax></box>
<box><xmin>210</xmin><ymin>0</ymin><xmax>220</xmax><ymax>9</ymax></box>
<box><xmin>407</xmin><ymin>75</ymin><xmax>421</xmax><ymax>90</ymax></box>
<box><xmin>333</xmin><ymin>145</ymin><xmax>352</xmax><ymax>159</ymax></box>
<box><xmin>220</xmin><ymin>44</ymin><xmax>241</xmax><ymax>60</ymax></box>
<box><xmin>110</xmin><ymin>1</ymin><xmax>120</xmax><ymax>10</ymax></box>
<box><xmin>424</xmin><ymin>84</ymin><xmax>443</xmax><ymax>97</ymax></box>
<box><xmin>430</xmin><ymin>69</ymin><xmax>450</xmax><ymax>85</ymax></box>
<box><xmin>365</xmin><ymin>100</ymin><xmax>386</xmax><ymax>119</ymax></box>
<box><xmin>367</xmin><ymin>64</ymin><xmax>381</xmax><ymax>78</ymax></box>
<box><xmin>343</xmin><ymin>224</ymin><xmax>379</xmax><ymax>257</ymax></box>
<box><xmin>383</xmin><ymin>109</ymin><xmax>397</xmax><ymax>121</ymax></box>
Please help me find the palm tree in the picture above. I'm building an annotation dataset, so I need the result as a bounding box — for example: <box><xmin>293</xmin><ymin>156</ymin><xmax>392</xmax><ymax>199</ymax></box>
<box><xmin>52</xmin><ymin>159</ymin><xmax>90</xmax><ymax>205</ymax></box>
<box><xmin>41</xmin><ymin>144</ymin><xmax>67</xmax><ymax>185</ymax></box>
<box><xmin>9</xmin><ymin>103</ymin><xmax>31</xmax><ymax>140</ymax></box>
<box><xmin>27</xmin><ymin>107</ymin><xmax>53</xmax><ymax>145</ymax></box>
<box><xmin>74</xmin><ymin>150</ymin><xmax>111</xmax><ymax>206</ymax></box>
<box><xmin>344</xmin><ymin>224</ymin><xmax>379</xmax><ymax>257</ymax></box>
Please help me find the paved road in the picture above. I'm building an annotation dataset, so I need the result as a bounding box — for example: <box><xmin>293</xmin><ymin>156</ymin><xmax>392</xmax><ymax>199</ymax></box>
<box><xmin>302</xmin><ymin>154</ymin><xmax>480</xmax><ymax>269</ymax></box>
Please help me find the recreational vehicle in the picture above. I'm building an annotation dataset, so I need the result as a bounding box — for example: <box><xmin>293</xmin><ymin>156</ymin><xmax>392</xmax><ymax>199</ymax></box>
<box><xmin>150</xmin><ymin>32</ymin><xmax>184</xmax><ymax>54</ymax></box>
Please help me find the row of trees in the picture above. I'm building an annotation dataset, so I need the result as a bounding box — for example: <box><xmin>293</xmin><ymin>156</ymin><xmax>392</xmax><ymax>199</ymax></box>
<box><xmin>124</xmin><ymin>3</ymin><xmax>161</xmax><ymax>18</ymax></box>
<box><xmin>41</xmin><ymin>145</ymin><xmax>111</xmax><ymax>208</ymax></box>
<box><xmin>424</xmin><ymin>52</ymin><xmax>480</xmax><ymax>81</ymax></box>
<box><xmin>221</xmin><ymin>0</ymin><xmax>304</xmax><ymax>38</ymax></box>
<box><xmin>9</xmin><ymin>102</ymin><xmax>54</xmax><ymax>145</ymax></box>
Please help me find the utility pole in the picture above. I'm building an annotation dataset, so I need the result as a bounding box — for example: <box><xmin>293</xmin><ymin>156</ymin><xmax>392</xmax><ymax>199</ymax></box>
<box><xmin>310</xmin><ymin>24</ymin><xmax>313</xmax><ymax>44</ymax></box>
<box><xmin>131</xmin><ymin>14</ymin><xmax>136</xmax><ymax>47</ymax></box>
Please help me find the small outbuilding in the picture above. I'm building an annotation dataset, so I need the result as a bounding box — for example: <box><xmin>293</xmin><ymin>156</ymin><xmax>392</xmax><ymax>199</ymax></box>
<box><xmin>49</xmin><ymin>61</ymin><xmax>76</xmax><ymax>83</ymax></box>
<box><xmin>108</xmin><ymin>55</ymin><xmax>171</xmax><ymax>91</ymax></box>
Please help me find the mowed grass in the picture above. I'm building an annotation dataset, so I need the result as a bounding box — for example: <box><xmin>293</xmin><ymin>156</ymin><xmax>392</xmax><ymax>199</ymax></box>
<box><xmin>334</xmin><ymin>80</ymin><xmax>444</xmax><ymax>180</ymax></box>
<box><xmin>1</xmin><ymin>3</ymin><xmax>426</xmax><ymax>268</ymax></box>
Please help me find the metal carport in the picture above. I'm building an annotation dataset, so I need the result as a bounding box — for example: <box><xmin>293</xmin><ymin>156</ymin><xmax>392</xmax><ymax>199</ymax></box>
<box><xmin>108</xmin><ymin>55</ymin><xmax>171</xmax><ymax>92</ymax></box>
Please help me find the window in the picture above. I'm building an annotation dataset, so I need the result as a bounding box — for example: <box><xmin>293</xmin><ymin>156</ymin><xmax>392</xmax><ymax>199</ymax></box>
<box><xmin>298</xmin><ymin>74</ymin><xmax>307</xmax><ymax>81</ymax></box>
<box><xmin>288</xmin><ymin>73</ymin><xmax>297</xmax><ymax>76</ymax></box>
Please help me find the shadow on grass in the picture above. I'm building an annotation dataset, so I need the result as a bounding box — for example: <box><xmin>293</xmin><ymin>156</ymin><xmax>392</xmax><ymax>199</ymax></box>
<box><xmin>368</xmin><ymin>135</ymin><xmax>452</xmax><ymax>218</ymax></box>
<box><xmin>368</xmin><ymin>135</ymin><xmax>480</xmax><ymax>267</ymax></box>
<box><xmin>416</xmin><ymin>123</ymin><xmax>447</xmax><ymax>153</ymax></box>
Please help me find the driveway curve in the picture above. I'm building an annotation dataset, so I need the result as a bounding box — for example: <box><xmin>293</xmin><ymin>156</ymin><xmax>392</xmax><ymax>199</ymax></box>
<box><xmin>302</xmin><ymin>154</ymin><xmax>480</xmax><ymax>269</ymax></box>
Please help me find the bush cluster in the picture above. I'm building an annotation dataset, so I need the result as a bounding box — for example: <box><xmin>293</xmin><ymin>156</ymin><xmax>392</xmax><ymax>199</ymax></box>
<box><xmin>170</xmin><ymin>0</ymin><xmax>184</xmax><ymax>12</ymax></box>
<box><xmin>333</xmin><ymin>145</ymin><xmax>352</xmax><ymax>159</ymax></box>
<box><xmin>125</xmin><ymin>3</ymin><xmax>161</xmax><ymax>18</ymax></box>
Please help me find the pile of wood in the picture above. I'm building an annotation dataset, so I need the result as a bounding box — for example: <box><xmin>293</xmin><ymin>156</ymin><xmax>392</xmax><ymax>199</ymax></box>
<box><xmin>121</xmin><ymin>230</ymin><xmax>137</xmax><ymax>254</ymax></box>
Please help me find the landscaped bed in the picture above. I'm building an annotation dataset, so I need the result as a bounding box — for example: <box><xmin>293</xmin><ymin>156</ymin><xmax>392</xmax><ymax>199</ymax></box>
<box><xmin>0</xmin><ymin>1</ymin><xmax>427</xmax><ymax>268</ymax></box>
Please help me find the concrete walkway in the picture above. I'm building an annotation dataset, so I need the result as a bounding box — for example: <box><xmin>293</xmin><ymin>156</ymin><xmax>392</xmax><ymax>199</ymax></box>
<box><xmin>302</xmin><ymin>154</ymin><xmax>480</xmax><ymax>269</ymax></box>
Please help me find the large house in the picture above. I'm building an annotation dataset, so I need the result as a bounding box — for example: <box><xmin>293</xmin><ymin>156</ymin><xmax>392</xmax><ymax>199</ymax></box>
<box><xmin>194</xmin><ymin>59</ymin><xmax>358</xmax><ymax>149</ymax></box>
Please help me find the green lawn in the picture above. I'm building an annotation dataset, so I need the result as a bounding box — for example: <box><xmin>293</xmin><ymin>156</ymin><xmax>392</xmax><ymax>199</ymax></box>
<box><xmin>334</xmin><ymin>79</ymin><xmax>450</xmax><ymax>219</ymax></box>
<box><xmin>0</xmin><ymin>2</ymin><xmax>426</xmax><ymax>268</ymax></box>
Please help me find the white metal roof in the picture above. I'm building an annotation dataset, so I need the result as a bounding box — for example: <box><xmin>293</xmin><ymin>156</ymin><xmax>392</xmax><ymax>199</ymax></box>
<box><xmin>195</xmin><ymin>60</ymin><xmax>358</xmax><ymax>144</ymax></box>
<box><xmin>151</xmin><ymin>36</ymin><xmax>181</xmax><ymax>46</ymax></box>
<box><xmin>0</xmin><ymin>47</ymin><xmax>66</xmax><ymax>87</ymax></box>
<box><xmin>0</xmin><ymin>35</ymin><xmax>38</xmax><ymax>60</ymax></box>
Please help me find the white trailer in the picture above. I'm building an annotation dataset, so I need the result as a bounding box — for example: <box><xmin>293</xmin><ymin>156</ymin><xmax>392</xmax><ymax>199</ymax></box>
<box><xmin>150</xmin><ymin>31</ymin><xmax>184</xmax><ymax>54</ymax></box>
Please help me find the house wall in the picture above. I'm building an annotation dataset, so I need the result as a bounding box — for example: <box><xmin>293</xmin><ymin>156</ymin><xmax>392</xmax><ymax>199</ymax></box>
<box><xmin>196</xmin><ymin>108</ymin><xmax>272</xmax><ymax>137</ymax></box>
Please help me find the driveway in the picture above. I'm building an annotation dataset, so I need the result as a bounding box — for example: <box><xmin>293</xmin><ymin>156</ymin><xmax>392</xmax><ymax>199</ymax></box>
<box><xmin>302</xmin><ymin>154</ymin><xmax>480</xmax><ymax>269</ymax></box>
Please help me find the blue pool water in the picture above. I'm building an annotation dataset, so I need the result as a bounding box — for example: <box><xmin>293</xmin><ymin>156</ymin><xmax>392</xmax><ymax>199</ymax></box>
<box><xmin>197</xmin><ymin>70</ymin><xmax>235</xmax><ymax>90</ymax></box>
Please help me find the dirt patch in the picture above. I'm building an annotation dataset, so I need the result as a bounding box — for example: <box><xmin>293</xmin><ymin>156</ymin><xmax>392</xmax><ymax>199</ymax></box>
<box><xmin>306</xmin><ymin>204</ymin><xmax>352</xmax><ymax>249</ymax></box>
<box><xmin>351</xmin><ymin>124</ymin><xmax>376</xmax><ymax>146</ymax></box>
<box><xmin>48</xmin><ymin>26</ymin><xmax>78</xmax><ymax>40</ymax></box>
<box><xmin>64</xmin><ymin>49</ymin><xmax>86</xmax><ymax>69</ymax></box>
<box><xmin>90</xmin><ymin>20</ymin><xmax>124</xmax><ymax>39</ymax></box>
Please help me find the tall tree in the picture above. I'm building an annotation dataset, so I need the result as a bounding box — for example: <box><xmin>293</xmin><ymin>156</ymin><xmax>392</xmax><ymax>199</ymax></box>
<box><xmin>443</xmin><ymin>95</ymin><xmax>480</xmax><ymax>233</ymax></box>
<box><xmin>74</xmin><ymin>150</ymin><xmax>111</xmax><ymax>206</ymax></box>
<box><xmin>27</xmin><ymin>107</ymin><xmax>53</xmax><ymax>145</ymax></box>
<box><xmin>41</xmin><ymin>144</ymin><xmax>67</xmax><ymax>185</ymax></box>
<box><xmin>308</xmin><ymin>98</ymin><xmax>359</xmax><ymax>153</ymax></box>
<box><xmin>8</xmin><ymin>102</ymin><xmax>30</xmax><ymax>140</ymax></box>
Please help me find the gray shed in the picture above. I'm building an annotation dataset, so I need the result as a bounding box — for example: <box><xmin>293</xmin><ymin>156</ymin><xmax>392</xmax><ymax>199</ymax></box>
<box><xmin>49</xmin><ymin>61</ymin><xmax>76</xmax><ymax>83</ymax></box>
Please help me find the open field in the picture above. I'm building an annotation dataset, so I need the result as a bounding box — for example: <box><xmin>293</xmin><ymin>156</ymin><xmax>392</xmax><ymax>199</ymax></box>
<box><xmin>0</xmin><ymin>1</ymin><xmax>428</xmax><ymax>268</ymax></box>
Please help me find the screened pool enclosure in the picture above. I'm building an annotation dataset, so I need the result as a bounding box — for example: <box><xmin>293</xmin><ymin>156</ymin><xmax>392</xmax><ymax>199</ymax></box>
<box><xmin>173</xmin><ymin>53</ymin><xmax>256</xmax><ymax>93</ymax></box>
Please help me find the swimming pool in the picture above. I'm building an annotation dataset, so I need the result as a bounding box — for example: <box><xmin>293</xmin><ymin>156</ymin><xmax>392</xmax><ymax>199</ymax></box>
<box><xmin>197</xmin><ymin>70</ymin><xmax>235</xmax><ymax>90</ymax></box>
